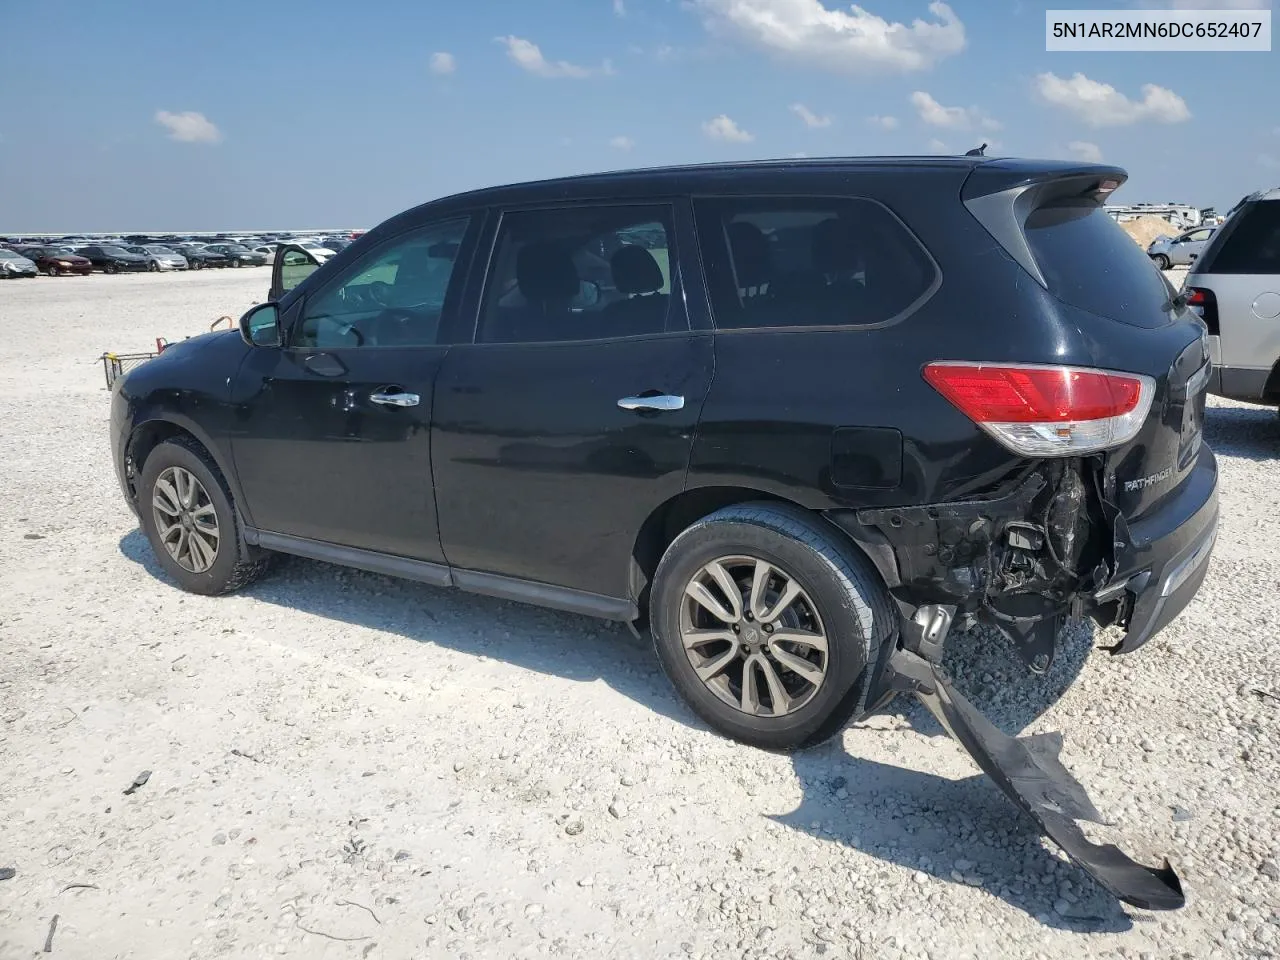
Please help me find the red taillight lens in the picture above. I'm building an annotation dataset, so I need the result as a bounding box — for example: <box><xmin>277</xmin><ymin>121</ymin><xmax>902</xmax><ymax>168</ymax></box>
<box><xmin>923</xmin><ymin>363</ymin><xmax>1155</xmax><ymax>457</ymax></box>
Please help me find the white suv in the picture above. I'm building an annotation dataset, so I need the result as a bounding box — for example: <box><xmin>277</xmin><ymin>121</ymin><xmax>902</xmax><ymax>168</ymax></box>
<box><xmin>1185</xmin><ymin>188</ymin><xmax>1280</xmax><ymax>411</ymax></box>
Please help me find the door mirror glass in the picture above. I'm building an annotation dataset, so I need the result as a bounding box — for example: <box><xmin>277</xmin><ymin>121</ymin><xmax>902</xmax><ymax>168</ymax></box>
<box><xmin>240</xmin><ymin>302</ymin><xmax>281</xmax><ymax>347</ymax></box>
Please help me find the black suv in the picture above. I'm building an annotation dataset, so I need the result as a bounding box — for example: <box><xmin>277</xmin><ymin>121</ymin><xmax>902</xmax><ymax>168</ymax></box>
<box><xmin>110</xmin><ymin>158</ymin><xmax>1216</xmax><ymax>908</ymax></box>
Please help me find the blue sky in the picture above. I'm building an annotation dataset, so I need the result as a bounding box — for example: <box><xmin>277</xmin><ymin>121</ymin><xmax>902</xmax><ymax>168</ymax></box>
<box><xmin>0</xmin><ymin>0</ymin><xmax>1275</xmax><ymax>231</ymax></box>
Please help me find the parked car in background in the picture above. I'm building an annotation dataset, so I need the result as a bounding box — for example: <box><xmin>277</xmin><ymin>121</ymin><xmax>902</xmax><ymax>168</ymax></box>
<box><xmin>126</xmin><ymin>245</ymin><xmax>189</xmax><ymax>272</ymax></box>
<box><xmin>76</xmin><ymin>244</ymin><xmax>149</xmax><ymax>274</ymax></box>
<box><xmin>1148</xmin><ymin>226</ymin><xmax>1215</xmax><ymax>270</ymax></box>
<box><xmin>291</xmin><ymin>239</ymin><xmax>336</xmax><ymax>260</ymax></box>
<box><xmin>203</xmin><ymin>243</ymin><xmax>268</xmax><ymax>267</ymax></box>
<box><xmin>320</xmin><ymin>237</ymin><xmax>352</xmax><ymax>253</ymax></box>
<box><xmin>0</xmin><ymin>248</ymin><xmax>39</xmax><ymax>278</ymax></box>
<box><xmin>251</xmin><ymin>245</ymin><xmax>277</xmax><ymax>264</ymax></box>
<box><xmin>14</xmin><ymin>245</ymin><xmax>94</xmax><ymax>276</ymax></box>
<box><xmin>172</xmin><ymin>244</ymin><xmax>229</xmax><ymax>269</ymax></box>
<box><xmin>1186</xmin><ymin>186</ymin><xmax>1280</xmax><ymax>412</ymax></box>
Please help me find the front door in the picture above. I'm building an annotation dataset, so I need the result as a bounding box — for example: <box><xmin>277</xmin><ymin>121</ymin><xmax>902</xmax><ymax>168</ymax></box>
<box><xmin>230</xmin><ymin>215</ymin><xmax>478</xmax><ymax>562</ymax></box>
<box><xmin>432</xmin><ymin>201</ymin><xmax>714</xmax><ymax>600</ymax></box>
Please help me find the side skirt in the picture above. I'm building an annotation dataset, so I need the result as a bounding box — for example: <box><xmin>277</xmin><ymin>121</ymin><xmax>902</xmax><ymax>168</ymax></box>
<box><xmin>246</xmin><ymin>529</ymin><xmax>637</xmax><ymax>622</ymax></box>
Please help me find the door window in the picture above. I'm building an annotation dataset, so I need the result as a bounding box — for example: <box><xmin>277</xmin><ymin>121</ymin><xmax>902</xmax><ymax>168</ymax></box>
<box><xmin>477</xmin><ymin>205</ymin><xmax>679</xmax><ymax>344</ymax></box>
<box><xmin>292</xmin><ymin>218</ymin><xmax>470</xmax><ymax>349</ymax></box>
<box><xmin>280</xmin><ymin>249</ymin><xmax>319</xmax><ymax>293</ymax></box>
<box><xmin>693</xmin><ymin>197</ymin><xmax>938</xmax><ymax>330</ymax></box>
<box><xmin>1205</xmin><ymin>201</ymin><xmax>1280</xmax><ymax>274</ymax></box>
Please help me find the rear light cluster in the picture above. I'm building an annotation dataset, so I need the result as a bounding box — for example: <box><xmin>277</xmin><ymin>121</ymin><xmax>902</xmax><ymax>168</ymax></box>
<box><xmin>923</xmin><ymin>362</ymin><xmax>1155</xmax><ymax>457</ymax></box>
<box><xmin>1184</xmin><ymin>286</ymin><xmax>1219</xmax><ymax>335</ymax></box>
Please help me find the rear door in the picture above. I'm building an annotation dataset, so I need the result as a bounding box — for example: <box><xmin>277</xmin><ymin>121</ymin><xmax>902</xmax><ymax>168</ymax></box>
<box><xmin>229</xmin><ymin>215</ymin><xmax>479</xmax><ymax>561</ymax></box>
<box><xmin>431</xmin><ymin>199</ymin><xmax>714</xmax><ymax>603</ymax></box>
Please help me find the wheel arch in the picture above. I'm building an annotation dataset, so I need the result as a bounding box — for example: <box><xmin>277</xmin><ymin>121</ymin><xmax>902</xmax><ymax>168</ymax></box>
<box><xmin>126</xmin><ymin>415</ymin><xmax>251</xmax><ymax>524</ymax></box>
<box><xmin>628</xmin><ymin>485</ymin><xmax>901</xmax><ymax>625</ymax></box>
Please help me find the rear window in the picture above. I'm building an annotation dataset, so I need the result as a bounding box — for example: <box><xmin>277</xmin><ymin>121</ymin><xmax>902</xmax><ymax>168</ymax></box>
<box><xmin>1200</xmin><ymin>200</ymin><xmax>1280</xmax><ymax>275</ymax></box>
<box><xmin>1023</xmin><ymin>201</ymin><xmax>1173</xmax><ymax>327</ymax></box>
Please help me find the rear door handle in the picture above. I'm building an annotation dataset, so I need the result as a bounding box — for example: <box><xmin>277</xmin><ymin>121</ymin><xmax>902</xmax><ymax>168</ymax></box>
<box><xmin>370</xmin><ymin>389</ymin><xmax>420</xmax><ymax>408</ymax></box>
<box><xmin>617</xmin><ymin>393</ymin><xmax>685</xmax><ymax>412</ymax></box>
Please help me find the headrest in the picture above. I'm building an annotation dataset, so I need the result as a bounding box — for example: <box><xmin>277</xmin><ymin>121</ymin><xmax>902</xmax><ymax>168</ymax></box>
<box><xmin>610</xmin><ymin>245</ymin><xmax>664</xmax><ymax>295</ymax></box>
<box><xmin>725</xmin><ymin>220</ymin><xmax>770</xmax><ymax>288</ymax></box>
<box><xmin>516</xmin><ymin>242</ymin><xmax>580</xmax><ymax>303</ymax></box>
<box><xmin>811</xmin><ymin>218</ymin><xmax>861</xmax><ymax>274</ymax></box>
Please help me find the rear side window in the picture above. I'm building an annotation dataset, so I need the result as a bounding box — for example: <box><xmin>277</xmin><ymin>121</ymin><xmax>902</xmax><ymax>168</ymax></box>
<box><xmin>694</xmin><ymin>197</ymin><xmax>938</xmax><ymax>330</ymax></box>
<box><xmin>1022</xmin><ymin>201</ymin><xmax>1172</xmax><ymax>327</ymax></box>
<box><xmin>1202</xmin><ymin>201</ymin><xmax>1280</xmax><ymax>274</ymax></box>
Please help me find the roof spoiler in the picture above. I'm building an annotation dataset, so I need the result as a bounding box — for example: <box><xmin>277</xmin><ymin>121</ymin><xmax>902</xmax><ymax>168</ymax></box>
<box><xmin>960</xmin><ymin>160</ymin><xmax>1130</xmax><ymax>290</ymax></box>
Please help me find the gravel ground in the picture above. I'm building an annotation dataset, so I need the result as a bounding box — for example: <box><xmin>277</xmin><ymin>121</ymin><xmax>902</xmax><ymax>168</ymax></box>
<box><xmin>1</xmin><ymin>267</ymin><xmax>1278</xmax><ymax>960</ymax></box>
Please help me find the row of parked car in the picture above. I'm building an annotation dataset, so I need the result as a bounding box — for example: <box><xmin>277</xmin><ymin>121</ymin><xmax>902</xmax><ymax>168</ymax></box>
<box><xmin>0</xmin><ymin>232</ymin><xmax>361</xmax><ymax>279</ymax></box>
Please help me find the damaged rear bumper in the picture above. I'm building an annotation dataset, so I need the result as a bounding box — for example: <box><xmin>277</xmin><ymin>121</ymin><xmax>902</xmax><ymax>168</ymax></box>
<box><xmin>886</xmin><ymin>647</ymin><xmax>1186</xmax><ymax>910</ymax></box>
<box><xmin>1097</xmin><ymin>446</ymin><xmax>1219</xmax><ymax>654</ymax></box>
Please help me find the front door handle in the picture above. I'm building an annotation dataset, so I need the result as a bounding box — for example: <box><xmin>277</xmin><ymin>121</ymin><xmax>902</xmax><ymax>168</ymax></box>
<box><xmin>370</xmin><ymin>389</ymin><xmax>420</xmax><ymax>408</ymax></box>
<box><xmin>618</xmin><ymin>393</ymin><xmax>685</xmax><ymax>412</ymax></box>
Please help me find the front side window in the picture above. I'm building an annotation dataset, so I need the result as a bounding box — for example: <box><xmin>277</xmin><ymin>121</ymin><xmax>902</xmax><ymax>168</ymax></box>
<box><xmin>292</xmin><ymin>217</ymin><xmax>470</xmax><ymax>349</ymax></box>
<box><xmin>477</xmin><ymin>204</ymin><xmax>678</xmax><ymax>344</ymax></box>
<box><xmin>694</xmin><ymin>197</ymin><xmax>938</xmax><ymax>330</ymax></box>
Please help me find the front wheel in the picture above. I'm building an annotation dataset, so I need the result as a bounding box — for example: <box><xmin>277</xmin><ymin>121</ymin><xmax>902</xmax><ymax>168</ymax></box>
<box><xmin>649</xmin><ymin>503</ymin><xmax>897</xmax><ymax>751</ymax></box>
<box><xmin>104</xmin><ymin>262</ymin><xmax>117</xmax><ymax>275</ymax></box>
<box><xmin>138</xmin><ymin>437</ymin><xmax>271</xmax><ymax>595</ymax></box>
<box><xmin>148</xmin><ymin>260</ymin><xmax>159</xmax><ymax>272</ymax></box>
<box><xmin>231</xmin><ymin>258</ymin><xmax>242</xmax><ymax>268</ymax></box>
<box><xmin>45</xmin><ymin>265</ymin><xmax>60</xmax><ymax>277</ymax></box>
<box><xmin>1153</xmin><ymin>254</ymin><xmax>1171</xmax><ymax>270</ymax></box>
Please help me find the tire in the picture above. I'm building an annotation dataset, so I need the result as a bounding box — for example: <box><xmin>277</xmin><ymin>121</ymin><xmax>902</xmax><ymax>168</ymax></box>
<box><xmin>137</xmin><ymin>436</ymin><xmax>271</xmax><ymax>596</ymax></box>
<box><xmin>1153</xmin><ymin>254</ymin><xmax>1171</xmax><ymax>270</ymax></box>
<box><xmin>45</xmin><ymin>265</ymin><xmax>59</xmax><ymax>277</ymax></box>
<box><xmin>104</xmin><ymin>262</ymin><xmax>116</xmax><ymax>275</ymax></box>
<box><xmin>231</xmin><ymin>258</ymin><xmax>241</xmax><ymax>268</ymax></box>
<box><xmin>148</xmin><ymin>260</ymin><xmax>159</xmax><ymax>272</ymax></box>
<box><xmin>650</xmin><ymin>503</ymin><xmax>897</xmax><ymax>751</ymax></box>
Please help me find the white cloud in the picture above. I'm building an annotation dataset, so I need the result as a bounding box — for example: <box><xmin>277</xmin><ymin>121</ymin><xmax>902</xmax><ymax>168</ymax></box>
<box><xmin>868</xmin><ymin>114</ymin><xmax>900</xmax><ymax>130</ymax></box>
<box><xmin>1067</xmin><ymin>140</ymin><xmax>1103</xmax><ymax>163</ymax></box>
<box><xmin>610</xmin><ymin>135</ymin><xmax>635</xmax><ymax>150</ymax></box>
<box><xmin>154</xmin><ymin>110</ymin><xmax>221</xmax><ymax>144</ymax></box>
<box><xmin>926</xmin><ymin>138</ymin><xmax>950</xmax><ymax>153</ymax></box>
<box><xmin>694</xmin><ymin>0</ymin><xmax>966</xmax><ymax>74</ymax></box>
<box><xmin>790</xmin><ymin>103</ymin><xmax>832</xmax><ymax>128</ymax></box>
<box><xmin>1259</xmin><ymin>154</ymin><xmax>1280</xmax><ymax>170</ymax></box>
<box><xmin>614</xmin><ymin>0</ymin><xmax>626</xmax><ymax>15</ymax></box>
<box><xmin>429</xmin><ymin>52</ymin><xmax>456</xmax><ymax>75</ymax></box>
<box><xmin>495</xmin><ymin>36</ymin><xmax>612</xmax><ymax>78</ymax></box>
<box><xmin>702</xmin><ymin>114</ymin><xmax>754</xmax><ymax>142</ymax></box>
<box><xmin>910</xmin><ymin>91</ymin><xmax>1000</xmax><ymax>131</ymax></box>
<box><xmin>1034</xmin><ymin>72</ymin><xmax>1190</xmax><ymax>127</ymax></box>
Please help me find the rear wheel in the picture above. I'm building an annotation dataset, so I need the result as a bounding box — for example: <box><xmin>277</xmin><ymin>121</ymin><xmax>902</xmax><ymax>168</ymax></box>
<box><xmin>138</xmin><ymin>437</ymin><xmax>271</xmax><ymax>596</ymax></box>
<box><xmin>650</xmin><ymin>503</ymin><xmax>896</xmax><ymax>751</ymax></box>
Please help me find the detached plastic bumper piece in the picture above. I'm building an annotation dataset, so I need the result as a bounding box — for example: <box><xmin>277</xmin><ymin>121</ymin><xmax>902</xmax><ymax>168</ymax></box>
<box><xmin>889</xmin><ymin>649</ymin><xmax>1185</xmax><ymax>911</ymax></box>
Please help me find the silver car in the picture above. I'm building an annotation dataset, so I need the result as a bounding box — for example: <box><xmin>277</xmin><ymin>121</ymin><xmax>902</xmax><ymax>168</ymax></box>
<box><xmin>0</xmin><ymin>248</ymin><xmax>39</xmax><ymax>278</ymax></box>
<box><xmin>126</xmin><ymin>245</ymin><xmax>189</xmax><ymax>272</ymax></box>
<box><xmin>1147</xmin><ymin>226</ymin><xmax>1215</xmax><ymax>270</ymax></box>
<box><xmin>1184</xmin><ymin>187</ymin><xmax>1280</xmax><ymax>410</ymax></box>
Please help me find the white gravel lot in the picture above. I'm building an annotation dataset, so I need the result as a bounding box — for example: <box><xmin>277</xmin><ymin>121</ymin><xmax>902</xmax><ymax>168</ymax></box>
<box><xmin>1</xmin><ymin>266</ymin><xmax>1278</xmax><ymax>960</ymax></box>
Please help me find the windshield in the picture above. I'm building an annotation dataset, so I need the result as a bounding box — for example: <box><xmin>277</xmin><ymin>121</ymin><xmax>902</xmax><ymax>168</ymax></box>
<box><xmin>146</xmin><ymin>246</ymin><xmax>175</xmax><ymax>254</ymax></box>
<box><xmin>0</xmin><ymin>249</ymin><xmax>24</xmax><ymax>260</ymax></box>
<box><xmin>99</xmin><ymin>245</ymin><xmax>130</xmax><ymax>256</ymax></box>
<box><xmin>1023</xmin><ymin>201</ymin><xmax>1173</xmax><ymax>328</ymax></box>
<box><xmin>221</xmin><ymin>244</ymin><xmax>248</xmax><ymax>253</ymax></box>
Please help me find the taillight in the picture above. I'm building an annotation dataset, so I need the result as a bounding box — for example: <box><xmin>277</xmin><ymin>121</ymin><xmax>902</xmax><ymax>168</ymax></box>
<box><xmin>923</xmin><ymin>362</ymin><xmax>1155</xmax><ymax>457</ymax></box>
<box><xmin>1184</xmin><ymin>286</ymin><xmax>1218</xmax><ymax>335</ymax></box>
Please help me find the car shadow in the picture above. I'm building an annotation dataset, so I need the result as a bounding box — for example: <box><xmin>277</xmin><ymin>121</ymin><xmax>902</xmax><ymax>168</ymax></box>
<box><xmin>118</xmin><ymin>528</ymin><xmax>1118</xmax><ymax>927</ymax></box>
<box><xmin>1204</xmin><ymin>402</ymin><xmax>1279</xmax><ymax>461</ymax></box>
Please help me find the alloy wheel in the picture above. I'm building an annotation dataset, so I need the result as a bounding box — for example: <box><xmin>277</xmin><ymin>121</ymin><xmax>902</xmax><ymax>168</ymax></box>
<box><xmin>152</xmin><ymin>466</ymin><xmax>221</xmax><ymax>573</ymax></box>
<box><xmin>680</xmin><ymin>555</ymin><xmax>829</xmax><ymax>718</ymax></box>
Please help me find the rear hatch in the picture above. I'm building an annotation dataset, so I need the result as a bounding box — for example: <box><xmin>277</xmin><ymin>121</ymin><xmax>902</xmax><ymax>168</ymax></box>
<box><xmin>961</xmin><ymin>161</ymin><xmax>1211</xmax><ymax>528</ymax></box>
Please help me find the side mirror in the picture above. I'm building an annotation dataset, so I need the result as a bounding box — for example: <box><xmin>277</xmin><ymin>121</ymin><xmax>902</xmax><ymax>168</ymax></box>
<box><xmin>572</xmin><ymin>279</ymin><xmax>601</xmax><ymax>309</ymax></box>
<box><xmin>239</xmin><ymin>302</ymin><xmax>281</xmax><ymax>347</ymax></box>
